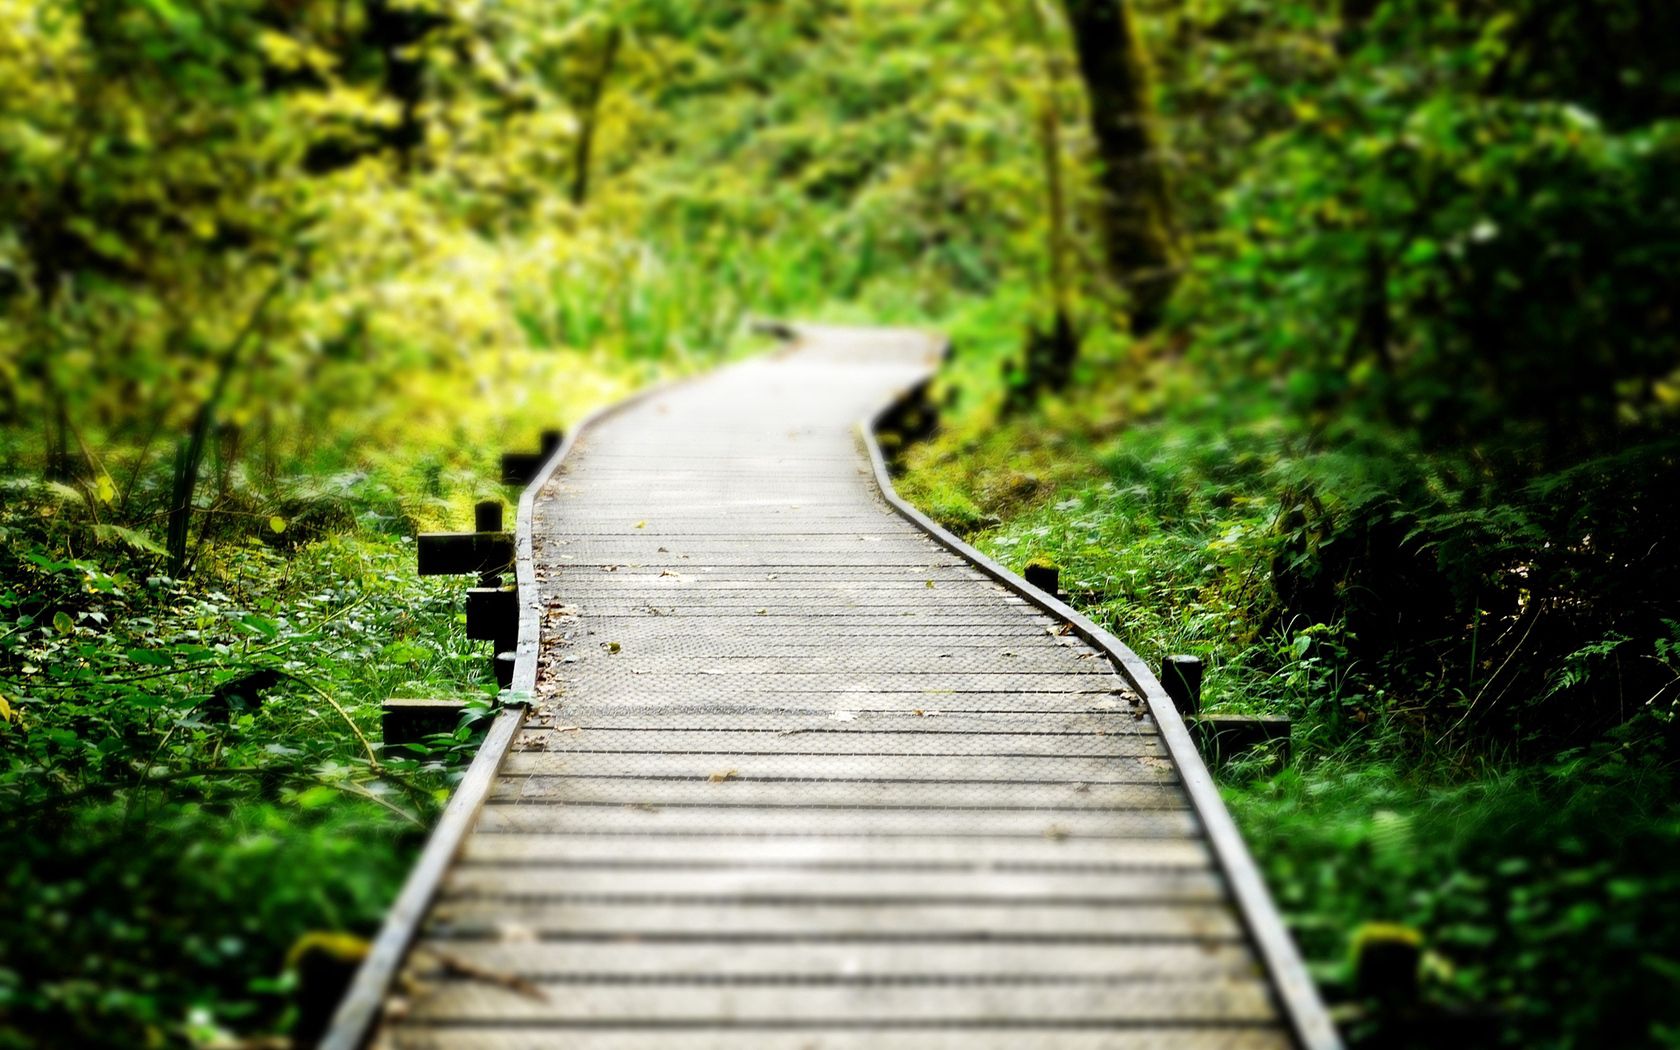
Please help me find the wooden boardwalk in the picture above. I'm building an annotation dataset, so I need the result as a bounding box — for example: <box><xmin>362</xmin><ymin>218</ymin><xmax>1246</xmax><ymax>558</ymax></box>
<box><xmin>333</xmin><ymin>326</ymin><xmax>1338</xmax><ymax>1050</ymax></box>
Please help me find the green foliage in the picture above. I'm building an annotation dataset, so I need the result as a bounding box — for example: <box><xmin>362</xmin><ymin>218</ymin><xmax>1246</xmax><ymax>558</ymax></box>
<box><xmin>899</xmin><ymin>2</ymin><xmax>1680</xmax><ymax>1044</ymax></box>
<box><xmin>2</xmin><ymin>0</ymin><xmax>1677</xmax><ymax>1044</ymax></box>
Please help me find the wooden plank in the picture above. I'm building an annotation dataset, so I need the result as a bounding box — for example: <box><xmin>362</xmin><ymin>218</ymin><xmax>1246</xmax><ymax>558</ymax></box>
<box><xmin>396</xmin><ymin>980</ymin><xmax>1278</xmax><ymax>1024</ymax></box>
<box><xmin>404</xmin><ymin>940</ymin><xmax>1260</xmax><ymax>980</ymax></box>
<box><xmin>458</xmin><ymin>833</ymin><xmax>1213</xmax><ymax>869</ymax></box>
<box><xmin>499</xmin><ymin>754</ymin><xmax>1176</xmax><ymax>782</ymax></box>
<box><xmin>486</xmin><ymin>778</ymin><xmax>1189</xmax><ymax>810</ymax></box>
<box><xmin>517</xmin><ymin>710</ymin><xmax>1151</xmax><ymax>734</ymax></box>
<box><xmin>379</xmin><ymin>1029</ymin><xmax>1292</xmax><ymax>1050</ymax></box>
<box><xmin>498</xmin><ymin>729</ymin><xmax>1168</xmax><ymax>758</ymax></box>
<box><xmin>425</xmin><ymin>900</ymin><xmax>1243</xmax><ymax>941</ymax></box>
<box><xmin>472</xmin><ymin>805</ymin><xmax>1200</xmax><ymax>838</ymax></box>
<box><xmin>442</xmin><ymin>867</ymin><xmax>1223</xmax><ymax>901</ymax></box>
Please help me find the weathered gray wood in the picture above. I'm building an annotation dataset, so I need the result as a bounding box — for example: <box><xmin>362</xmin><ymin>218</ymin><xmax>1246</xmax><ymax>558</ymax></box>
<box><xmin>424</xmin><ymin>900</ymin><xmax>1245</xmax><ymax>940</ymax></box>
<box><xmin>349</xmin><ymin>326</ymin><xmax>1336</xmax><ymax>1050</ymax></box>
<box><xmin>441</xmin><ymin>867</ymin><xmax>1222</xmax><ymax>900</ymax></box>
<box><xmin>496</xmin><ymin>751</ymin><xmax>1178</xmax><ymax>783</ymax></box>
<box><xmin>458</xmin><ymin>832</ymin><xmax>1212</xmax><ymax>868</ymax></box>
<box><xmin>472</xmin><ymin>805</ymin><xmax>1200</xmax><ymax>838</ymax></box>
<box><xmin>379</xmin><ymin>1031</ymin><xmax>1293</xmax><ymax>1050</ymax></box>
<box><xmin>485</xmin><ymin>778</ymin><xmax>1188</xmax><ymax>810</ymax></box>
<box><xmin>403</xmin><ymin>940</ymin><xmax>1260</xmax><ymax>979</ymax></box>
<box><xmin>397</xmin><ymin>981</ymin><xmax>1278</xmax><ymax>1024</ymax></box>
<box><xmin>498</xmin><ymin>729</ymin><xmax>1169</xmax><ymax>758</ymax></box>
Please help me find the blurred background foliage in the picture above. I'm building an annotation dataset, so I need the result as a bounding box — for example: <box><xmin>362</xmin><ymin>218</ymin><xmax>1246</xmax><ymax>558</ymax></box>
<box><xmin>0</xmin><ymin>0</ymin><xmax>1677</xmax><ymax>1046</ymax></box>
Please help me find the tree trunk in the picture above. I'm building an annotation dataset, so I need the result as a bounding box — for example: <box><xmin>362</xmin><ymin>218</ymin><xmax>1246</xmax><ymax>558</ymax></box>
<box><xmin>571</xmin><ymin>26</ymin><xmax>623</xmax><ymax>208</ymax></box>
<box><xmin>1060</xmin><ymin>0</ymin><xmax>1180</xmax><ymax>334</ymax></box>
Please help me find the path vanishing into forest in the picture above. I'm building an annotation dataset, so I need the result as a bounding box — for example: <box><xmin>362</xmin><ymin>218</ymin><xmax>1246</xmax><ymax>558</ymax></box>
<box><xmin>328</xmin><ymin>326</ymin><xmax>1340</xmax><ymax>1050</ymax></box>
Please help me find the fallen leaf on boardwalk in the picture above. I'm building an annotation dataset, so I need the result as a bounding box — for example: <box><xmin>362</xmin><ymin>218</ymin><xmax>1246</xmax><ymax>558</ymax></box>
<box><xmin>926</xmin><ymin>580</ymin><xmax>935</xmax><ymax>588</ymax></box>
<box><xmin>1044</xmin><ymin>824</ymin><xmax>1071</xmax><ymax>842</ymax></box>
<box><xmin>755</xmin><ymin>608</ymin><xmax>768</xmax><ymax>615</ymax></box>
<box><xmin>708</xmin><ymin>769</ymin><xmax>739</xmax><ymax>782</ymax></box>
<box><xmin>831</xmin><ymin>710</ymin><xmax>858</xmax><ymax>722</ymax></box>
<box><xmin>912</xmin><ymin>709</ymin><xmax>941</xmax><ymax>717</ymax></box>
<box><xmin>561</xmin><ymin>655</ymin><xmax>580</xmax><ymax>663</ymax></box>
<box><xmin>1139</xmin><ymin>757</ymin><xmax>1174</xmax><ymax>770</ymax></box>
<box><xmin>657</xmin><ymin>546</ymin><xmax>669</xmax><ymax>552</ymax></box>
<box><xmin>660</xmin><ymin>570</ymin><xmax>679</xmax><ymax>577</ymax></box>
<box><xmin>1001</xmin><ymin>651</ymin><xmax>1018</xmax><ymax>658</ymax></box>
<box><xmin>627</xmin><ymin>802</ymin><xmax>660</xmax><ymax>813</ymax></box>
<box><xmin>1070</xmin><ymin>782</ymin><xmax>1091</xmax><ymax>793</ymax></box>
<box><xmin>635</xmin><ymin>520</ymin><xmax>647</xmax><ymax>528</ymax></box>
<box><xmin>554</xmin><ymin>725</ymin><xmax>582</xmax><ymax>733</ymax></box>
<box><xmin>777</xmin><ymin>727</ymin><xmax>812</xmax><ymax>736</ymax></box>
<box><xmin>604</xmin><ymin>641</ymin><xmax>622</xmax><ymax>654</ymax></box>
<box><xmin>602</xmin><ymin>564</ymin><xmax>621</xmax><ymax>573</ymax></box>
<box><xmin>423</xmin><ymin>948</ymin><xmax>548</xmax><ymax>1002</ymax></box>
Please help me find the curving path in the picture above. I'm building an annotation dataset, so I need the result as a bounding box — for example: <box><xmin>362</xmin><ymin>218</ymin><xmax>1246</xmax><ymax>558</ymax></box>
<box><xmin>362</xmin><ymin>327</ymin><xmax>1334</xmax><ymax>1050</ymax></box>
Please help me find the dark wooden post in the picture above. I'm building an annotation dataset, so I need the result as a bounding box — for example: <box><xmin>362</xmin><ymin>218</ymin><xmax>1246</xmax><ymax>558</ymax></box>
<box><xmin>540</xmin><ymin>429</ymin><xmax>564</xmax><ymax>457</ymax></box>
<box><xmin>1024</xmin><ymin>563</ymin><xmax>1060</xmax><ymax>597</ymax></box>
<box><xmin>416</xmin><ymin>532</ymin><xmax>514</xmax><ymax>576</ymax></box>
<box><xmin>1161</xmin><ymin>654</ymin><xmax>1202</xmax><ymax>717</ymax></box>
<box><xmin>474</xmin><ymin>499</ymin><xmax>504</xmax><ymax>533</ymax></box>
<box><xmin>381</xmin><ymin>698</ymin><xmax>467</xmax><ymax>746</ymax></box>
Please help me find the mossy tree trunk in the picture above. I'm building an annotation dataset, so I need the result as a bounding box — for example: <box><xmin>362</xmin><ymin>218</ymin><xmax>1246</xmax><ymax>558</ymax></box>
<box><xmin>1060</xmin><ymin>0</ymin><xmax>1181</xmax><ymax>334</ymax></box>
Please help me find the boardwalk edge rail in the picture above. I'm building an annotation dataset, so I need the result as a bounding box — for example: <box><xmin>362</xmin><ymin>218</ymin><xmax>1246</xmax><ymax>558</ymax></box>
<box><xmin>320</xmin><ymin>379</ymin><xmax>678</xmax><ymax>1050</ymax></box>
<box><xmin>860</xmin><ymin>331</ymin><xmax>1343</xmax><ymax>1050</ymax></box>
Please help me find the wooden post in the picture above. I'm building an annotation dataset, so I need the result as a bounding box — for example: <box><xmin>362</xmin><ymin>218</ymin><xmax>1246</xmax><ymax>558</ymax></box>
<box><xmin>1190</xmin><ymin>714</ymin><xmax>1292</xmax><ymax>765</ymax></box>
<box><xmin>500</xmin><ymin>452</ymin><xmax>544</xmax><ymax>486</ymax></box>
<box><xmin>540</xmin><ymin>428</ymin><xmax>564</xmax><ymax>457</ymax></box>
<box><xmin>466</xmin><ymin>585</ymin><xmax>519</xmax><ymax>643</ymax></box>
<box><xmin>494</xmin><ymin>651</ymin><xmax>516</xmax><ymax>688</ymax></box>
<box><xmin>381</xmin><ymin>698</ymin><xmax>468</xmax><ymax>746</ymax></box>
<box><xmin>417</xmin><ymin>532</ymin><xmax>514</xmax><ymax>577</ymax></box>
<box><xmin>1161</xmin><ymin>654</ymin><xmax>1202</xmax><ymax>717</ymax></box>
<box><xmin>1024</xmin><ymin>563</ymin><xmax>1060</xmax><ymax>597</ymax></box>
<box><xmin>474</xmin><ymin>500</ymin><xmax>504</xmax><ymax>533</ymax></box>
